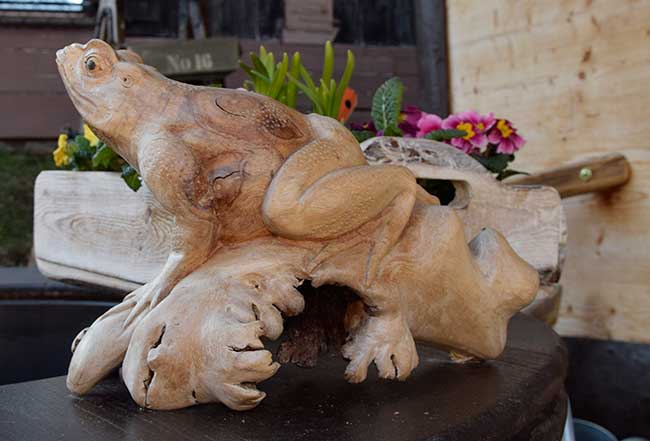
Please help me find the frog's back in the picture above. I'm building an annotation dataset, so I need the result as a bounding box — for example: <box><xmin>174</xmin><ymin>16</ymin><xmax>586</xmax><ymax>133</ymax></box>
<box><xmin>188</xmin><ymin>87</ymin><xmax>315</xmax><ymax>159</ymax></box>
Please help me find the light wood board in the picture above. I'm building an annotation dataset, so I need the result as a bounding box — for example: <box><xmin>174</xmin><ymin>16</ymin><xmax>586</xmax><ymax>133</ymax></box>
<box><xmin>447</xmin><ymin>0</ymin><xmax>650</xmax><ymax>342</ymax></box>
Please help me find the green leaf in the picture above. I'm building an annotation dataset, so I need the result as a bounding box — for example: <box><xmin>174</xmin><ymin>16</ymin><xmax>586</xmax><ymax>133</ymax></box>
<box><xmin>350</xmin><ymin>130</ymin><xmax>376</xmax><ymax>143</ymax></box>
<box><xmin>298</xmin><ymin>65</ymin><xmax>318</xmax><ymax>94</ymax></box>
<box><xmin>285</xmin><ymin>52</ymin><xmax>301</xmax><ymax>108</ymax></box>
<box><xmin>238</xmin><ymin>60</ymin><xmax>253</xmax><ymax>77</ymax></box>
<box><xmin>287</xmin><ymin>72</ymin><xmax>324</xmax><ymax>114</ymax></box>
<box><xmin>121</xmin><ymin>164</ymin><xmax>141</xmax><ymax>192</ymax></box>
<box><xmin>424</xmin><ymin>129</ymin><xmax>468</xmax><ymax>141</ymax></box>
<box><xmin>250</xmin><ymin>53</ymin><xmax>269</xmax><ymax>78</ymax></box>
<box><xmin>319</xmin><ymin>79</ymin><xmax>332</xmax><ymax>116</ymax></box>
<box><xmin>471</xmin><ymin>153</ymin><xmax>514</xmax><ymax>173</ymax></box>
<box><xmin>371</xmin><ymin>77</ymin><xmax>403</xmax><ymax>131</ymax></box>
<box><xmin>496</xmin><ymin>169</ymin><xmax>529</xmax><ymax>181</ymax></box>
<box><xmin>268</xmin><ymin>53</ymin><xmax>289</xmax><ymax>99</ymax></box>
<box><xmin>250</xmin><ymin>69</ymin><xmax>272</xmax><ymax>84</ymax></box>
<box><xmin>383</xmin><ymin>126</ymin><xmax>403</xmax><ymax>137</ymax></box>
<box><xmin>322</xmin><ymin>40</ymin><xmax>334</xmax><ymax>86</ymax></box>
<box><xmin>92</xmin><ymin>144</ymin><xmax>117</xmax><ymax>169</ymax></box>
<box><xmin>327</xmin><ymin>78</ymin><xmax>337</xmax><ymax>117</ymax></box>
<box><xmin>74</xmin><ymin>135</ymin><xmax>91</xmax><ymax>152</ymax></box>
<box><xmin>263</xmin><ymin>51</ymin><xmax>275</xmax><ymax>75</ymax></box>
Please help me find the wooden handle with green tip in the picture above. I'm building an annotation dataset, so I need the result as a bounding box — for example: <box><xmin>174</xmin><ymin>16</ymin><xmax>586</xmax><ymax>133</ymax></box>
<box><xmin>507</xmin><ymin>153</ymin><xmax>631</xmax><ymax>198</ymax></box>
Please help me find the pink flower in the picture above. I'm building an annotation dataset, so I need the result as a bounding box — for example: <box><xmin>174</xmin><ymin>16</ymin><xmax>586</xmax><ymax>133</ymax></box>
<box><xmin>416</xmin><ymin>112</ymin><xmax>443</xmax><ymax>137</ymax></box>
<box><xmin>442</xmin><ymin>110</ymin><xmax>495</xmax><ymax>153</ymax></box>
<box><xmin>399</xmin><ymin>105</ymin><xmax>423</xmax><ymax>137</ymax></box>
<box><xmin>488</xmin><ymin>119</ymin><xmax>526</xmax><ymax>154</ymax></box>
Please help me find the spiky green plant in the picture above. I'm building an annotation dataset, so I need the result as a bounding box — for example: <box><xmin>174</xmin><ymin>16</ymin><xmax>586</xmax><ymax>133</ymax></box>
<box><xmin>287</xmin><ymin>41</ymin><xmax>355</xmax><ymax>121</ymax></box>
<box><xmin>239</xmin><ymin>46</ymin><xmax>300</xmax><ymax>107</ymax></box>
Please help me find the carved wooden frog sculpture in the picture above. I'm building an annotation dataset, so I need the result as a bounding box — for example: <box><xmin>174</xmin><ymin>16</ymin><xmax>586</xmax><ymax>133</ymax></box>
<box><xmin>57</xmin><ymin>40</ymin><xmax>539</xmax><ymax>411</ymax></box>
<box><xmin>57</xmin><ymin>39</ymin><xmax>432</xmax><ymax>321</ymax></box>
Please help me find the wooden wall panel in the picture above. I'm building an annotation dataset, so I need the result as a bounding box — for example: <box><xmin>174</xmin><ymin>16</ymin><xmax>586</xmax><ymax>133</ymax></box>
<box><xmin>0</xmin><ymin>26</ymin><xmax>92</xmax><ymax>139</ymax></box>
<box><xmin>447</xmin><ymin>0</ymin><xmax>650</xmax><ymax>342</ymax></box>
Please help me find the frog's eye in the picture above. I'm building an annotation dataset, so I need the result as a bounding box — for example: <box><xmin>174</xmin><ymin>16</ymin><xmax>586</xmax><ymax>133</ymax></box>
<box><xmin>85</xmin><ymin>57</ymin><xmax>98</xmax><ymax>72</ymax></box>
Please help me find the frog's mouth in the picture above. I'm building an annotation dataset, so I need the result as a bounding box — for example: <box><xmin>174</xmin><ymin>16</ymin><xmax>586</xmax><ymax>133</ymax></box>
<box><xmin>56</xmin><ymin>47</ymin><xmax>96</xmax><ymax>117</ymax></box>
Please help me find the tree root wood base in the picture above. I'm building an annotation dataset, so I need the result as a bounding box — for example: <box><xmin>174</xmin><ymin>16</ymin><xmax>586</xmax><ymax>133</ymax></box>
<box><xmin>0</xmin><ymin>315</ymin><xmax>568</xmax><ymax>441</ymax></box>
<box><xmin>68</xmin><ymin>203</ymin><xmax>539</xmax><ymax>411</ymax></box>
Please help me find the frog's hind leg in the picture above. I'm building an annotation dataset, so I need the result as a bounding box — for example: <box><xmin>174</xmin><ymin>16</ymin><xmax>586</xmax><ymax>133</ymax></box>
<box><xmin>263</xmin><ymin>150</ymin><xmax>417</xmax><ymax>286</ymax></box>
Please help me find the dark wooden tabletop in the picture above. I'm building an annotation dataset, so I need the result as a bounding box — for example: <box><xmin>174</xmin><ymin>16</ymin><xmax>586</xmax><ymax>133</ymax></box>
<box><xmin>0</xmin><ymin>314</ymin><xmax>567</xmax><ymax>441</ymax></box>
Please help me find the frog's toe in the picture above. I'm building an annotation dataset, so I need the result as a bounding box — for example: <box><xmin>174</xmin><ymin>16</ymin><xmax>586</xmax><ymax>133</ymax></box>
<box><xmin>342</xmin><ymin>313</ymin><xmax>419</xmax><ymax>383</ymax></box>
<box><xmin>67</xmin><ymin>294</ymin><xmax>141</xmax><ymax>395</ymax></box>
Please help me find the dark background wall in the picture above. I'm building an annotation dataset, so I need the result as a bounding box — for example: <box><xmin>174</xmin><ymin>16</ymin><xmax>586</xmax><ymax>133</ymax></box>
<box><xmin>0</xmin><ymin>26</ymin><xmax>94</xmax><ymax>139</ymax></box>
<box><xmin>124</xmin><ymin>0</ymin><xmax>416</xmax><ymax>45</ymax></box>
<box><xmin>0</xmin><ymin>0</ymin><xmax>417</xmax><ymax>140</ymax></box>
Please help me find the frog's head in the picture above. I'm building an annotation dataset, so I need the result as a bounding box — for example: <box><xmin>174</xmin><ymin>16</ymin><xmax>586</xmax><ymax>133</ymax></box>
<box><xmin>56</xmin><ymin>39</ymin><xmax>154</xmax><ymax>153</ymax></box>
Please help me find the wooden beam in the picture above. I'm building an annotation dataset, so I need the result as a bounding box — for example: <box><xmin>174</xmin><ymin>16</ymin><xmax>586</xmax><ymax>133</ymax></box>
<box><xmin>509</xmin><ymin>153</ymin><xmax>631</xmax><ymax>198</ymax></box>
<box><xmin>413</xmin><ymin>0</ymin><xmax>449</xmax><ymax>115</ymax></box>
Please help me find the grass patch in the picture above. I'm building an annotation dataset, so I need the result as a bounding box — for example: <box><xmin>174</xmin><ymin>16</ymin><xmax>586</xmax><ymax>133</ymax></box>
<box><xmin>0</xmin><ymin>150</ymin><xmax>55</xmax><ymax>266</ymax></box>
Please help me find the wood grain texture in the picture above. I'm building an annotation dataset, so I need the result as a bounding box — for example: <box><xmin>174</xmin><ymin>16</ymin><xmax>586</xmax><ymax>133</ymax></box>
<box><xmin>510</xmin><ymin>153</ymin><xmax>631</xmax><ymax>198</ymax></box>
<box><xmin>447</xmin><ymin>0</ymin><xmax>650</xmax><ymax>342</ymax></box>
<box><xmin>34</xmin><ymin>171</ymin><xmax>173</xmax><ymax>291</ymax></box>
<box><xmin>554</xmin><ymin>149</ymin><xmax>650</xmax><ymax>341</ymax></box>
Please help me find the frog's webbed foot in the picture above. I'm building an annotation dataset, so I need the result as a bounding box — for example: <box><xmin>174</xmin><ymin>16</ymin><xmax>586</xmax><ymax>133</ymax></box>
<box><xmin>67</xmin><ymin>285</ymin><xmax>147</xmax><ymax>395</ymax></box>
<box><xmin>121</xmin><ymin>273</ymin><xmax>304</xmax><ymax>410</ymax></box>
<box><xmin>342</xmin><ymin>311</ymin><xmax>419</xmax><ymax>383</ymax></box>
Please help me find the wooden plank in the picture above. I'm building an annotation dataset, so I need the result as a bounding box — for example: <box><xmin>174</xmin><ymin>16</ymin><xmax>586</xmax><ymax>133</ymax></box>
<box><xmin>554</xmin><ymin>149</ymin><xmax>650</xmax><ymax>341</ymax></box>
<box><xmin>34</xmin><ymin>172</ymin><xmax>173</xmax><ymax>291</ymax></box>
<box><xmin>414</xmin><ymin>0</ymin><xmax>449</xmax><ymax>115</ymax></box>
<box><xmin>284</xmin><ymin>0</ymin><xmax>334</xmax><ymax>32</ymax></box>
<box><xmin>127</xmin><ymin>37</ymin><xmax>239</xmax><ymax>77</ymax></box>
<box><xmin>510</xmin><ymin>153</ymin><xmax>631</xmax><ymax>198</ymax></box>
<box><xmin>446</xmin><ymin>0</ymin><xmax>650</xmax><ymax>342</ymax></box>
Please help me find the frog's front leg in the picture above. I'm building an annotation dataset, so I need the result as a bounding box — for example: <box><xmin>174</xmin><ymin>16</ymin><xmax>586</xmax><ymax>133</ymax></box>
<box><xmin>262</xmin><ymin>136</ymin><xmax>417</xmax><ymax>286</ymax></box>
<box><xmin>125</xmin><ymin>140</ymin><xmax>219</xmax><ymax>325</ymax></box>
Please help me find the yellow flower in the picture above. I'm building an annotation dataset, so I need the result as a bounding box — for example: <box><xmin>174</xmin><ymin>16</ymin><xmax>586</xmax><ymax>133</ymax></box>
<box><xmin>496</xmin><ymin>119</ymin><xmax>514</xmax><ymax>138</ymax></box>
<box><xmin>83</xmin><ymin>124</ymin><xmax>100</xmax><ymax>147</ymax></box>
<box><xmin>57</xmin><ymin>133</ymin><xmax>68</xmax><ymax>150</ymax></box>
<box><xmin>456</xmin><ymin>122</ymin><xmax>476</xmax><ymax>140</ymax></box>
<box><xmin>53</xmin><ymin>134</ymin><xmax>70</xmax><ymax>167</ymax></box>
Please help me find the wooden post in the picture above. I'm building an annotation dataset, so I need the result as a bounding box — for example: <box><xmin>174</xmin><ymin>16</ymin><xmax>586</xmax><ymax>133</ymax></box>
<box><xmin>414</xmin><ymin>0</ymin><xmax>449</xmax><ymax>116</ymax></box>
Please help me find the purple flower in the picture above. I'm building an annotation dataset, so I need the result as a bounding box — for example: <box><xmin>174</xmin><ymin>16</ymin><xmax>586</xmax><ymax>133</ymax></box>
<box><xmin>350</xmin><ymin>121</ymin><xmax>377</xmax><ymax>133</ymax></box>
<box><xmin>488</xmin><ymin>119</ymin><xmax>526</xmax><ymax>154</ymax></box>
<box><xmin>416</xmin><ymin>112</ymin><xmax>443</xmax><ymax>138</ymax></box>
<box><xmin>442</xmin><ymin>110</ymin><xmax>495</xmax><ymax>153</ymax></box>
<box><xmin>399</xmin><ymin>105</ymin><xmax>423</xmax><ymax>137</ymax></box>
